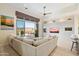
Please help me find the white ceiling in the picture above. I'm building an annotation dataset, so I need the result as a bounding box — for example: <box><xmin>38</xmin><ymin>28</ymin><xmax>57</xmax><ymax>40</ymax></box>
<box><xmin>4</xmin><ymin>3</ymin><xmax>79</xmax><ymax>20</ymax></box>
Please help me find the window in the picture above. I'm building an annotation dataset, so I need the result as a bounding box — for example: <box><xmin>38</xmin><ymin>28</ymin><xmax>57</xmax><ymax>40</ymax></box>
<box><xmin>16</xmin><ymin>19</ymin><xmax>25</xmax><ymax>36</ymax></box>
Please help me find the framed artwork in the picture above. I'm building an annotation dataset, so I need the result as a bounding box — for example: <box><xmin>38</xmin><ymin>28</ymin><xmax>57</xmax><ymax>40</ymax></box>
<box><xmin>0</xmin><ymin>15</ymin><xmax>14</xmax><ymax>30</ymax></box>
<box><xmin>65</xmin><ymin>27</ymin><xmax>72</xmax><ymax>31</ymax></box>
<box><xmin>49</xmin><ymin>28</ymin><xmax>59</xmax><ymax>33</ymax></box>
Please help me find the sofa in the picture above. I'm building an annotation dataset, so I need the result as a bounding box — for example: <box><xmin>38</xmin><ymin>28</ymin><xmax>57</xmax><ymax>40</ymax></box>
<box><xmin>8</xmin><ymin>35</ymin><xmax>58</xmax><ymax>56</ymax></box>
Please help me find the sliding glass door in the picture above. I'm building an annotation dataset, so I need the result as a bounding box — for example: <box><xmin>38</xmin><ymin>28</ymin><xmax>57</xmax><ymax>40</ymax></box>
<box><xmin>16</xmin><ymin>18</ymin><xmax>38</xmax><ymax>37</ymax></box>
<box><xmin>25</xmin><ymin>20</ymin><xmax>36</xmax><ymax>37</ymax></box>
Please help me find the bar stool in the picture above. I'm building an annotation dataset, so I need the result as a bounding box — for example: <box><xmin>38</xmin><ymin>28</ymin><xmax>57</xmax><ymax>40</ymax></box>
<box><xmin>71</xmin><ymin>38</ymin><xmax>78</xmax><ymax>51</ymax></box>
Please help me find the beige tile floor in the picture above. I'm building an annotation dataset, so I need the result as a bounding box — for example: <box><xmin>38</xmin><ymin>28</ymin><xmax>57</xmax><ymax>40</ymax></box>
<box><xmin>0</xmin><ymin>38</ymin><xmax>79</xmax><ymax>56</ymax></box>
<box><xmin>50</xmin><ymin>38</ymin><xmax>79</xmax><ymax>56</ymax></box>
<box><xmin>50</xmin><ymin>46</ymin><xmax>78</xmax><ymax>56</ymax></box>
<box><xmin>0</xmin><ymin>45</ymin><xmax>18</xmax><ymax>56</ymax></box>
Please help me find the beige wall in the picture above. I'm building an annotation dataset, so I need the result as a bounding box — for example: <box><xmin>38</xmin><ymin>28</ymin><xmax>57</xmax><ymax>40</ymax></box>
<box><xmin>0</xmin><ymin>4</ymin><xmax>16</xmax><ymax>45</ymax></box>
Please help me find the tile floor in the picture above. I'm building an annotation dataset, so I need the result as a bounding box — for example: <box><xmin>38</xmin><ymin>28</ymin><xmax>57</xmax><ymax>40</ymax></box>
<box><xmin>50</xmin><ymin>38</ymin><xmax>79</xmax><ymax>56</ymax></box>
<box><xmin>0</xmin><ymin>45</ymin><xmax>18</xmax><ymax>56</ymax></box>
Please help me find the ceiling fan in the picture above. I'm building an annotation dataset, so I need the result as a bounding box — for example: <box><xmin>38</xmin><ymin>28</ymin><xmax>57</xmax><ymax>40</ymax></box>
<box><xmin>43</xmin><ymin>6</ymin><xmax>52</xmax><ymax>16</ymax></box>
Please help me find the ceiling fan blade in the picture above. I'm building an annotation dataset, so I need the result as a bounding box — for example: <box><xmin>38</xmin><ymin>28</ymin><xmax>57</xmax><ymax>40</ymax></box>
<box><xmin>42</xmin><ymin>6</ymin><xmax>52</xmax><ymax>16</ymax></box>
<box><xmin>43</xmin><ymin>12</ymin><xmax>52</xmax><ymax>16</ymax></box>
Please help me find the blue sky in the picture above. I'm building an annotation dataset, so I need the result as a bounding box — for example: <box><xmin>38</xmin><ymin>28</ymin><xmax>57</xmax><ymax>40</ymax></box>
<box><xmin>16</xmin><ymin>20</ymin><xmax>25</xmax><ymax>28</ymax></box>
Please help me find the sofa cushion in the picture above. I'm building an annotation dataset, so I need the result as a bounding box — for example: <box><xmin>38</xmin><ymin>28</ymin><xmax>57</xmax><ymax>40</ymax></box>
<box><xmin>33</xmin><ymin>38</ymin><xmax>48</xmax><ymax>46</ymax></box>
<box><xmin>14</xmin><ymin>36</ymin><xmax>24</xmax><ymax>41</ymax></box>
<box><xmin>9</xmin><ymin>34</ymin><xmax>16</xmax><ymax>39</ymax></box>
<box><xmin>33</xmin><ymin>37</ymin><xmax>43</xmax><ymax>41</ymax></box>
<box><xmin>23</xmin><ymin>39</ymin><xmax>34</xmax><ymax>45</ymax></box>
<box><xmin>25</xmin><ymin>34</ymin><xmax>35</xmax><ymax>39</ymax></box>
<box><xmin>43</xmin><ymin>35</ymin><xmax>58</xmax><ymax>40</ymax></box>
<box><xmin>43</xmin><ymin>37</ymin><xmax>49</xmax><ymax>40</ymax></box>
